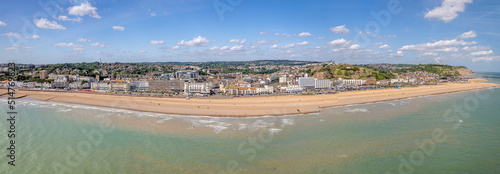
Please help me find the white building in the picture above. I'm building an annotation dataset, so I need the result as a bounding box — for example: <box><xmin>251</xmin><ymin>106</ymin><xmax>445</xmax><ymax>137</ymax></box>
<box><xmin>343</xmin><ymin>79</ymin><xmax>366</xmax><ymax>85</ymax></box>
<box><xmin>130</xmin><ymin>81</ymin><xmax>149</xmax><ymax>91</ymax></box>
<box><xmin>314</xmin><ymin>79</ymin><xmax>331</xmax><ymax>89</ymax></box>
<box><xmin>298</xmin><ymin>77</ymin><xmax>315</xmax><ymax>88</ymax></box>
<box><xmin>184</xmin><ymin>82</ymin><xmax>210</xmax><ymax>95</ymax></box>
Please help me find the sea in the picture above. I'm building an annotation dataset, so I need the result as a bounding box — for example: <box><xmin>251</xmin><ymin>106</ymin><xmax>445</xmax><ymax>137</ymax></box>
<box><xmin>1</xmin><ymin>72</ymin><xmax>499</xmax><ymax>174</ymax></box>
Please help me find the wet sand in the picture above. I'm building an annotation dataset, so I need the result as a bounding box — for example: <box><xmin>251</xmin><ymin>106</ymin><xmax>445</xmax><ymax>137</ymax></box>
<box><xmin>2</xmin><ymin>79</ymin><xmax>498</xmax><ymax>117</ymax></box>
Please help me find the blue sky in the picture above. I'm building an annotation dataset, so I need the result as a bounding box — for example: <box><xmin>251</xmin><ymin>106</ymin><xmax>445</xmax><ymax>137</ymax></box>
<box><xmin>1</xmin><ymin>0</ymin><xmax>499</xmax><ymax>71</ymax></box>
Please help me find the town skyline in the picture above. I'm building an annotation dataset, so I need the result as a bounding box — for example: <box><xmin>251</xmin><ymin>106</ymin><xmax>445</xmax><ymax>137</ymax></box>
<box><xmin>1</xmin><ymin>0</ymin><xmax>500</xmax><ymax>72</ymax></box>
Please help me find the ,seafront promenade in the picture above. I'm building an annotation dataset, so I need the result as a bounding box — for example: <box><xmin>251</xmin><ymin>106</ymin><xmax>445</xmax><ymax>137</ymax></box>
<box><xmin>1</xmin><ymin>79</ymin><xmax>498</xmax><ymax>117</ymax></box>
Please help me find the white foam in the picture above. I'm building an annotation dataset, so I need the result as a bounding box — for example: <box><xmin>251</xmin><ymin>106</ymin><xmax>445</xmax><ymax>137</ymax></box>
<box><xmin>346</xmin><ymin>108</ymin><xmax>369</xmax><ymax>113</ymax></box>
<box><xmin>269</xmin><ymin>128</ymin><xmax>282</xmax><ymax>135</ymax></box>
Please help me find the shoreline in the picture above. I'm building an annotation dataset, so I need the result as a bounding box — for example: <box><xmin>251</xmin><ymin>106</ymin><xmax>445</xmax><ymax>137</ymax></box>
<box><xmin>2</xmin><ymin>79</ymin><xmax>499</xmax><ymax>117</ymax></box>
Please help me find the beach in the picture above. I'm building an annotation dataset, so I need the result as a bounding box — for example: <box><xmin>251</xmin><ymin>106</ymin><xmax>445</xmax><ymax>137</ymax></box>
<box><xmin>2</xmin><ymin>79</ymin><xmax>499</xmax><ymax>117</ymax></box>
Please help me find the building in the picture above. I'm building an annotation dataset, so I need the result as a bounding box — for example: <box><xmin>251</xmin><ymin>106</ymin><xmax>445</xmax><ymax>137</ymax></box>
<box><xmin>298</xmin><ymin>77</ymin><xmax>315</xmax><ymax>88</ymax></box>
<box><xmin>54</xmin><ymin>77</ymin><xmax>68</xmax><ymax>88</ymax></box>
<box><xmin>176</xmin><ymin>71</ymin><xmax>199</xmax><ymax>79</ymax></box>
<box><xmin>314</xmin><ymin>79</ymin><xmax>331</xmax><ymax>89</ymax></box>
<box><xmin>110</xmin><ymin>82</ymin><xmax>130</xmax><ymax>92</ymax></box>
<box><xmin>39</xmin><ymin>70</ymin><xmax>48</xmax><ymax>79</ymax></box>
<box><xmin>343</xmin><ymin>79</ymin><xmax>366</xmax><ymax>86</ymax></box>
<box><xmin>281</xmin><ymin>85</ymin><xmax>303</xmax><ymax>93</ymax></box>
<box><xmin>184</xmin><ymin>82</ymin><xmax>210</xmax><ymax>95</ymax></box>
<box><xmin>364</xmin><ymin>77</ymin><xmax>377</xmax><ymax>85</ymax></box>
<box><xmin>91</xmin><ymin>82</ymin><xmax>110</xmax><ymax>91</ymax></box>
<box><xmin>130</xmin><ymin>81</ymin><xmax>149</xmax><ymax>91</ymax></box>
<box><xmin>148</xmin><ymin>80</ymin><xmax>184</xmax><ymax>92</ymax></box>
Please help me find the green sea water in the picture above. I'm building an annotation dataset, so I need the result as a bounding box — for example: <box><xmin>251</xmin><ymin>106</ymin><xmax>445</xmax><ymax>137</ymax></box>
<box><xmin>1</xmin><ymin>72</ymin><xmax>500</xmax><ymax>174</ymax></box>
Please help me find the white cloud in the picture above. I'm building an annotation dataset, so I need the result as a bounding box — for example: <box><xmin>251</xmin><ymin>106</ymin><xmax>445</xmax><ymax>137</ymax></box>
<box><xmin>150</xmin><ymin>40</ymin><xmax>165</xmax><ymax>45</ymax></box>
<box><xmin>461</xmin><ymin>46</ymin><xmax>489</xmax><ymax>52</ymax></box>
<box><xmin>171</xmin><ymin>45</ymin><xmax>180</xmax><ymax>50</ymax></box>
<box><xmin>259</xmin><ymin>32</ymin><xmax>266</xmax><ymax>35</ymax></box>
<box><xmin>330</xmin><ymin>25</ymin><xmax>350</xmax><ymax>34</ymax></box>
<box><xmin>112</xmin><ymin>26</ymin><xmax>125</xmax><ymax>31</ymax></box>
<box><xmin>326</xmin><ymin>38</ymin><xmax>354</xmax><ymax>47</ymax></box>
<box><xmin>390</xmin><ymin>51</ymin><xmax>404</xmax><ymax>57</ymax></box>
<box><xmin>298</xmin><ymin>32</ymin><xmax>311</xmax><ymax>37</ymax></box>
<box><xmin>296</xmin><ymin>41</ymin><xmax>309</xmax><ymax>46</ymax></box>
<box><xmin>315</xmin><ymin>37</ymin><xmax>326</xmax><ymax>40</ymax></box>
<box><xmin>275</xmin><ymin>33</ymin><xmax>280</xmax><ymax>36</ymax></box>
<box><xmin>349</xmin><ymin>44</ymin><xmax>361</xmax><ymax>50</ymax></box>
<box><xmin>399</xmin><ymin>39</ymin><xmax>476</xmax><ymax>51</ymax></box>
<box><xmin>177</xmin><ymin>36</ymin><xmax>211</xmax><ymax>47</ymax></box>
<box><xmin>282</xmin><ymin>33</ymin><xmax>292</xmax><ymax>37</ymax></box>
<box><xmin>424</xmin><ymin>0</ymin><xmax>473</xmax><ymax>23</ymax></box>
<box><xmin>256</xmin><ymin>39</ymin><xmax>270</xmax><ymax>45</ymax></box>
<box><xmin>283</xmin><ymin>43</ymin><xmax>295</xmax><ymax>48</ymax></box>
<box><xmin>220</xmin><ymin>46</ymin><xmax>230</xmax><ymax>50</ymax></box>
<box><xmin>54</xmin><ymin>42</ymin><xmax>83</xmax><ymax>47</ymax></box>
<box><xmin>34</xmin><ymin>18</ymin><xmax>66</xmax><ymax>29</ymax></box>
<box><xmin>230</xmin><ymin>45</ymin><xmax>244</xmax><ymax>51</ymax></box>
<box><xmin>90</xmin><ymin>42</ymin><xmax>111</xmax><ymax>48</ymax></box>
<box><xmin>150</xmin><ymin>12</ymin><xmax>157</xmax><ymax>16</ymax></box>
<box><xmin>470</xmin><ymin>50</ymin><xmax>493</xmax><ymax>56</ymax></box>
<box><xmin>77</xmin><ymin>38</ymin><xmax>91</xmax><ymax>42</ymax></box>
<box><xmin>227</xmin><ymin>39</ymin><xmax>247</xmax><ymax>44</ymax></box>
<box><xmin>472</xmin><ymin>56</ymin><xmax>499</xmax><ymax>62</ymax></box>
<box><xmin>458</xmin><ymin>30</ymin><xmax>477</xmax><ymax>39</ymax></box>
<box><xmin>55</xmin><ymin>15</ymin><xmax>82</xmax><ymax>22</ymax></box>
<box><xmin>139</xmin><ymin>50</ymin><xmax>147</xmax><ymax>53</ymax></box>
<box><xmin>420</xmin><ymin>52</ymin><xmax>439</xmax><ymax>57</ymax></box>
<box><xmin>1</xmin><ymin>32</ymin><xmax>23</xmax><ymax>38</ymax></box>
<box><xmin>434</xmin><ymin>57</ymin><xmax>443</xmax><ymax>63</ymax></box>
<box><xmin>0</xmin><ymin>21</ymin><xmax>6</xmax><ymax>26</ymax></box>
<box><xmin>68</xmin><ymin>2</ymin><xmax>101</xmax><ymax>19</ymax></box>
<box><xmin>32</xmin><ymin>35</ymin><xmax>40</xmax><ymax>39</ymax></box>
<box><xmin>270</xmin><ymin>44</ymin><xmax>279</xmax><ymax>49</ymax></box>
<box><xmin>378</xmin><ymin>44</ymin><xmax>391</xmax><ymax>49</ymax></box>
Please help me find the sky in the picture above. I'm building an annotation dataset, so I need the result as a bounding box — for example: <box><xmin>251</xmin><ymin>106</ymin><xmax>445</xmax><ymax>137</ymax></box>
<box><xmin>0</xmin><ymin>0</ymin><xmax>499</xmax><ymax>72</ymax></box>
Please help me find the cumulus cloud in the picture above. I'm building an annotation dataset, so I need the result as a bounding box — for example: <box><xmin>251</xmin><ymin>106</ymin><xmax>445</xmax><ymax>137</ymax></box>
<box><xmin>150</xmin><ymin>40</ymin><xmax>165</xmax><ymax>45</ymax></box>
<box><xmin>470</xmin><ymin>50</ymin><xmax>493</xmax><ymax>56</ymax></box>
<box><xmin>55</xmin><ymin>15</ymin><xmax>82</xmax><ymax>22</ymax></box>
<box><xmin>32</xmin><ymin>35</ymin><xmax>40</xmax><ymax>39</ymax></box>
<box><xmin>458</xmin><ymin>30</ymin><xmax>477</xmax><ymax>39</ymax></box>
<box><xmin>177</xmin><ymin>36</ymin><xmax>211</xmax><ymax>47</ymax></box>
<box><xmin>256</xmin><ymin>40</ymin><xmax>270</xmax><ymax>45</ymax></box>
<box><xmin>399</xmin><ymin>39</ymin><xmax>476</xmax><ymax>51</ymax></box>
<box><xmin>326</xmin><ymin>38</ymin><xmax>354</xmax><ymax>47</ymax></box>
<box><xmin>34</xmin><ymin>18</ymin><xmax>66</xmax><ymax>29</ymax></box>
<box><xmin>227</xmin><ymin>39</ymin><xmax>247</xmax><ymax>44</ymax></box>
<box><xmin>420</xmin><ymin>52</ymin><xmax>439</xmax><ymax>57</ymax></box>
<box><xmin>270</xmin><ymin>44</ymin><xmax>279</xmax><ymax>49</ymax></box>
<box><xmin>296</xmin><ymin>41</ymin><xmax>309</xmax><ymax>46</ymax></box>
<box><xmin>150</xmin><ymin>12</ymin><xmax>157</xmax><ymax>16</ymax></box>
<box><xmin>315</xmin><ymin>37</ymin><xmax>326</xmax><ymax>40</ymax></box>
<box><xmin>390</xmin><ymin>51</ymin><xmax>404</xmax><ymax>57</ymax></box>
<box><xmin>297</xmin><ymin>32</ymin><xmax>311</xmax><ymax>37</ymax></box>
<box><xmin>90</xmin><ymin>42</ymin><xmax>111</xmax><ymax>47</ymax></box>
<box><xmin>230</xmin><ymin>45</ymin><xmax>244</xmax><ymax>51</ymax></box>
<box><xmin>330</xmin><ymin>25</ymin><xmax>350</xmax><ymax>34</ymax></box>
<box><xmin>259</xmin><ymin>32</ymin><xmax>266</xmax><ymax>35</ymax></box>
<box><xmin>0</xmin><ymin>21</ymin><xmax>6</xmax><ymax>26</ymax></box>
<box><xmin>171</xmin><ymin>45</ymin><xmax>181</xmax><ymax>50</ymax></box>
<box><xmin>77</xmin><ymin>38</ymin><xmax>91</xmax><ymax>42</ymax></box>
<box><xmin>424</xmin><ymin>0</ymin><xmax>473</xmax><ymax>23</ymax></box>
<box><xmin>54</xmin><ymin>42</ymin><xmax>83</xmax><ymax>47</ymax></box>
<box><xmin>378</xmin><ymin>44</ymin><xmax>391</xmax><ymax>49</ymax></box>
<box><xmin>112</xmin><ymin>26</ymin><xmax>124</xmax><ymax>31</ymax></box>
<box><xmin>349</xmin><ymin>44</ymin><xmax>361</xmax><ymax>50</ymax></box>
<box><xmin>68</xmin><ymin>2</ymin><xmax>101</xmax><ymax>19</ymax></box>
<box><xmin>139</xmin><ymin>50</ymin><xmax>147</xmax><ymax>53</ymax></box>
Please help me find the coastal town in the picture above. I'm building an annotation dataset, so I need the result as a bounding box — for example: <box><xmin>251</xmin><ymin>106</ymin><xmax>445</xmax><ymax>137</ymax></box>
<box><xmin>0</xmin><ymin>60</ymin><xmax>473</xmax><ymax>98</ymax></box>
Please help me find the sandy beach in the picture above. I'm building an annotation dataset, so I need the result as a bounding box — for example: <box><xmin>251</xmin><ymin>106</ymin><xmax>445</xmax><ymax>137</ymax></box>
<box><xmin>2</xmin><ymin>79</ymin><xmax>499</xmax><ymax>117</ymax></box>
